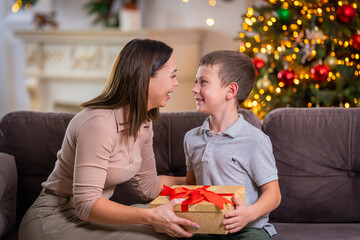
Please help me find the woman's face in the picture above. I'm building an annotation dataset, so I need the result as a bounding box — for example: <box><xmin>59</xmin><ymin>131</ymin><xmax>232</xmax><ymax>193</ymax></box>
<box><xmin>148</xmin><ymin>54</ymin><xmax>178</xmax><ymax>110</ymax></box>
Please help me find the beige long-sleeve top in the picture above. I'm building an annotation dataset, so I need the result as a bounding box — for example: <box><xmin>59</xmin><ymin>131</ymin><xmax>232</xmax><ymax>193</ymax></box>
<box><xmin>42</xmin><ymin>107</ymin><xmax>161</xmax><ymax>220</ymax></box>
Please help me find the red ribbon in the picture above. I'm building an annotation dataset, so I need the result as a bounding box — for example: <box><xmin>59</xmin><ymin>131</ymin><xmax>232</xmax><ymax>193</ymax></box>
<box><xmin>159</xmin><ymin>185</ymin><xmax>234</xmax><ymax>212</ymax></box>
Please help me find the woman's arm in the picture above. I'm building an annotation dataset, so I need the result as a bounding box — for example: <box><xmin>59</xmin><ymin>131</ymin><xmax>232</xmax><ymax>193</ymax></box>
<box><xmin>88</xmin><ymin>197</ymin><xmax>199</xmax><ymax>237</ymax></box>
<box><xmin>185</xmin><ymin>171</ymin><xmax>196</xmax><ymax>185</ymax></box>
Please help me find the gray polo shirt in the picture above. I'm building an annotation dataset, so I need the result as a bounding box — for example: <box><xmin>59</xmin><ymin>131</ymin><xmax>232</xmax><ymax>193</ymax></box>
<box><xmin>184</xmin><ymin>114</ymin><xmax>278</xmax><ymax>236</ymax></box>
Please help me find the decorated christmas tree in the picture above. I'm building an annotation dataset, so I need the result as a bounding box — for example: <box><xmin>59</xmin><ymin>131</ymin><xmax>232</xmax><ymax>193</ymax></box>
<box><xmin>237</xmin><ymin>0</ymin><xmax>360</xmax><ymax>119</ymax></box>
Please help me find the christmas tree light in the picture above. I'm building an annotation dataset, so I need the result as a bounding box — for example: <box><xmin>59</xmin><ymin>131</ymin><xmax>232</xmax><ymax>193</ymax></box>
<box><xmin>237</xmin><ymin>0</ymin><xmax>360</xmax><ymax>119</ymax></box>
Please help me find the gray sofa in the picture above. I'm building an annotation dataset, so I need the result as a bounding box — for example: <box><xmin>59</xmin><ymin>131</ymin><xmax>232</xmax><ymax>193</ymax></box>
<box><xmin>0</xmin><ymin>108</ymin><xmax>359</xmax><ymax>240</ymax></box>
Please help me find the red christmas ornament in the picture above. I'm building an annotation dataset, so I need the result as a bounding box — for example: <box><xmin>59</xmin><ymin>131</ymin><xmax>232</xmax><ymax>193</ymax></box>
<box><xmin>253</xmin><ymin>58</ymin><xmax>265</xmax><ymax>70</ymax></box>
<box><xmin>277</xmin><ymin>69</ymin><xmax>295</xmax><ymax>86</ymax></box>
<box><xmin>350</xmin><ymin>33</ymin><xmax>360</xmax><ymax>51</ymax></box>
<box><xmin>311</xmin><ymin>64</ymin><xmax>329</xmax><ymax>82</ymax></box>
<box><xmin>337</xmin><ymin>4</ymin><xmax>356</xmax><ymax>23</ymax></box>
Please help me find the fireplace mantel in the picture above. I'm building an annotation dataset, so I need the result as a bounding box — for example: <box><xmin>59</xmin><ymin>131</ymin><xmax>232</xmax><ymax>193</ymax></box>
<box><xmin>14</xmin><ymin>28</ymin><xmax>204</xmax><ymax>112</ymax></box>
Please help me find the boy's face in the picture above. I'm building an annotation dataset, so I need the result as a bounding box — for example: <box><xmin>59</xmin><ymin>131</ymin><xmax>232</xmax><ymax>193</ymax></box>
<box><xmin>192</xmin><ymin>64</ymin><xmax>228</xmax><ymax>114</ymax></box>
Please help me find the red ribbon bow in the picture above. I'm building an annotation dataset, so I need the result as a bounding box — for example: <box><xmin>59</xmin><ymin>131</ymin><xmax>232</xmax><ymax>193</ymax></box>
<box><xmin>159</xmin><ymin>185</ymin><xmax>234</xmax><ymax>212</ymax></box>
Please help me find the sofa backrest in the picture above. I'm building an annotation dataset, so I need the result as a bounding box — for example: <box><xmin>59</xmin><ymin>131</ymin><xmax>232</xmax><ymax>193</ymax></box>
<box><xmin>0</xmin><ymin>109</ymin><xmax>260</xmax><ymax>227</ymax></box>
<box><xmin>0</xmin><ymin>111</ymin><xmax>75</xmax><ymax>227</ymax></box>
<box><xmin>263</xmin><ymin>108</ymin><xmax>360</xmax><ymax>223</ymax></box>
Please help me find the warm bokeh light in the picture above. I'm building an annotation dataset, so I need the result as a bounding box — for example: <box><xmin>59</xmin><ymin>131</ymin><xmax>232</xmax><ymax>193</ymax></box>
<box><xmin>237</xmin><ymin>0</ymin><xmax>359</xmax><ymax>118</ymax></box>
<box><xmin>206</xmin><ymin>18</ymin><xmax>215</xmax><ymax>26</ymax></box>
<box><xmin>12</xmin><ymin>3</ymin><xmax>20</xmax><ymax>12</ymax></box>
<box><xmin>208</xmin><ymin>0</ymin><xmax>216</xmax><ymax>7</ymax></box>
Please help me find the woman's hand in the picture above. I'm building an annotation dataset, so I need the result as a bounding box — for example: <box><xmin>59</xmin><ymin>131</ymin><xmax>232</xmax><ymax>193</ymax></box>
<box><xmin>223</xmin><ymin>196</ymin><xmax>254</xmax><ymax>233</ymax></box>
<box><xmin>150</xmin><ymin>198</ymin><xmax>199</xmax><ymax>238</ymax></box>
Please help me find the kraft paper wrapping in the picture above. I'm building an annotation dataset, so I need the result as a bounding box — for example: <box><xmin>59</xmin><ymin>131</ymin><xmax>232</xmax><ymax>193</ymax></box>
<box><xmin>149</xmin><ymin>185</ymin><xmax>246</xmax><ymax>234</ymax></box>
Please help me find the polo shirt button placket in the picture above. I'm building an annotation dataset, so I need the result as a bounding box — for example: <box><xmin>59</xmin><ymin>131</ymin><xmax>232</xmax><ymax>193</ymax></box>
<box><xmin>202</xmin><ymin>138</ymin><xmax>214</xmax><ymax>162</ymax></box>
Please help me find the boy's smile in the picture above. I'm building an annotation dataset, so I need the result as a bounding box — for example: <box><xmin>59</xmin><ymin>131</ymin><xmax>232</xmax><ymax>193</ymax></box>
<box><xmin>194</xmin><ymin>97</ymin><xmax>204</xmax><ymax>104</ymax></box>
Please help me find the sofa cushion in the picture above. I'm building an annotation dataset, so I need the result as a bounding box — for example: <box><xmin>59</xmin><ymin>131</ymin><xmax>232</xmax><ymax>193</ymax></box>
<box><xmin>263</xmin><ymin>108</ymin><xmax>360</xmax><ymax>223</ymax></box>
<box><xmin>0</xmin><ymin>111</ymin><xmax>75</xmax><ymax>226</ymax></box>
<box><xmin>0</xmin><ymin>153</ymin><xmax>17</xmax><ymax>238</ymax></box>
<box><xmin>272</xmin><ymin>223</ymin><xmax>360</xmax><ymax>240</ymax></box>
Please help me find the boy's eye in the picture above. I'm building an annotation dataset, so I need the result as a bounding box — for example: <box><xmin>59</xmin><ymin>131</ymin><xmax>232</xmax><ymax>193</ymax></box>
<box><xmin>194</xmin><ymin>79</ymin><xmax>198</xmax><ymax>84</ymax></box>
<box><xmin>201</xmin><ymin>80</ymin><xmax>207</xmax><ymax>86</ymax></box>
<box><xmin>171</xmin><ymin>75</ymin><xmax>176</xmax><ymax>79</ymax></box>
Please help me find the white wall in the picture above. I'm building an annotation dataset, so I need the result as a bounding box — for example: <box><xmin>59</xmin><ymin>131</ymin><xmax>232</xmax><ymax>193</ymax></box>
<box><xmin>0</xmin><ymin>2</ymin><xmax>7</xmax><ymax>116</ymax></box>
<box><xmin>0</xmin><ymin>0</ymin><xmax>251</xmax><ymax>118</ymax></box>
<box><xmin>140</xmin><ymin>0</ymin><xmax>248</xmax><ymax>53</ymax></box>
<box><xmin>53</xmin><ymin>0</ymin><xmax>249</xmax><ymax>53</ymax></box>
<box><xmin>0</xmin><ymin>1</ymin><xmax>11</xmax><ymax>118</ymax></box>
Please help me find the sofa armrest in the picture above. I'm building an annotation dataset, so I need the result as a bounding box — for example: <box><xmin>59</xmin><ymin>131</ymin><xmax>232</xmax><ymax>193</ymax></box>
<box><xmin>0</xmin><ymin>153</ymin><xmax>17</xmax><ymax>239</ymax></box>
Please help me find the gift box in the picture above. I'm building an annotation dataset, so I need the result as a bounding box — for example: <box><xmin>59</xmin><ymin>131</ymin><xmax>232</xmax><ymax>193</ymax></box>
<box><xmin>149</xmin><ymin>185</ymin><xmax>246</xmax><ymax>234</ymax></box>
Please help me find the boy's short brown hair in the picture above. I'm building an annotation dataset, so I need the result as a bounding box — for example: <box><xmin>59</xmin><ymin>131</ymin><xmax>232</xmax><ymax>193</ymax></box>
<box><xmin>199</xmin><ymin>50</ymin><xmax>255</xmax><ymax>105</ymax></box>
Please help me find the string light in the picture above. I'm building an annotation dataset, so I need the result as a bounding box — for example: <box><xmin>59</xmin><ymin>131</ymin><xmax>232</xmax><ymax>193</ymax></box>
<box><xmin>208</xmin><ymin>0</ymin><xmax>216</xmax><ymax>7</ymax></box>
<box><xmin>12</xmin><ymin>0</ymin><xmax>22</xmax><ymax>12</ymax></box>
<box><xmin>206</xmin><ymin>18</ymin><xmax>215</xmax><ymax>26</ymax></box>
<box><xmin>12</xmin><ymin>4</ymin><xmax>20</xmax><ymax>12</ymax></box>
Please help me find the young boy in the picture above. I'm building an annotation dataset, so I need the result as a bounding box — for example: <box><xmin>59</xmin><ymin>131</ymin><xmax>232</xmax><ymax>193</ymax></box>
<box><xmin>184</xmin><ymin>50</ymin><xmax>281</xmax><ymax>240</ymax></box>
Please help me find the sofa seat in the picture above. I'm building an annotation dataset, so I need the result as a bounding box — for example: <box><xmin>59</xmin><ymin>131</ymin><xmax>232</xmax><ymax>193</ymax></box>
<box><xmin>272</xmin><ymin>223</ymin><xmax>360</xmax><ymax>240</ymax></box>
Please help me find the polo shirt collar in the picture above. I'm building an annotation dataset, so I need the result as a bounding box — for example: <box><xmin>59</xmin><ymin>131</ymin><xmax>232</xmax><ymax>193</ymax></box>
<box><xmin>200</xmin><ymin>114</ymin><xmax>245</xmax><ymax>138</ymax></box>
<box><xmin>199</xmin><ymin>116</ymin><xmax>211</xmax><ymax>133</ymax></box>
<box><xmin>223</xmin><ymin>114</ymin><xmax>244</xmax><ymax>138</ymax></box>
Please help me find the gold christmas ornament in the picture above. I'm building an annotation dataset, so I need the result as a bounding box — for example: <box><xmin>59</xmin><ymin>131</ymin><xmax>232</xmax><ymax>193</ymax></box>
<box><xmin>324</xmin><ymin>55</ymin><xmax>337</xmax><ymax>69</ymax></box>
<box><xmin>256</xmin><ymin>74</ymin><xmax>271</xmax><ymax>90</ymax></box>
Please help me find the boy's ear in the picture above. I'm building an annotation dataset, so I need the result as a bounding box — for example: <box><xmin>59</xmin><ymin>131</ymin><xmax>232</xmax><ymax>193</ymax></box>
<box><xmin>226</xmin><ymin>82</ymin><xmax>239</xmax><ymax>100</ymax></box>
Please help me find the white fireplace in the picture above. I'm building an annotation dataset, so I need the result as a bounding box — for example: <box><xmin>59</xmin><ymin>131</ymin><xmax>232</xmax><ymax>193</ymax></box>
<box><xmin>14</xmin><ymin>28</ymin><xmax>204</xmax><ymax>113</ymax></box>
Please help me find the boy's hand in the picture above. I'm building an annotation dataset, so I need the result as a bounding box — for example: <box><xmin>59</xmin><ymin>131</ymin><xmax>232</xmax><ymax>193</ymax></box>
<box><xmin>223</xmin><ymin>196</ymin><xmax>253</xmax><ymax>233</ymax></box>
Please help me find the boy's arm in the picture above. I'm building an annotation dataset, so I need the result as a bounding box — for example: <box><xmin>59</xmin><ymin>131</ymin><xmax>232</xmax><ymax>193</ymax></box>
<box><xmin>157</xmin><ymin>171</ymin><xmax>195</xmax><ymax>191</ymax></box>
<box><xmin>185</xmin><ymin>171</ymin><xmax>196</xmax><ymax>185</ymax></box>
<box><xmin>223</xmin><ymin>180</ymin><xmax>281</xmax><ymax>233</ymax></box>
<box><xmin>159</xmin><ymin>176</ymin><xmax>186</xmax><ymax>189</ymax></box>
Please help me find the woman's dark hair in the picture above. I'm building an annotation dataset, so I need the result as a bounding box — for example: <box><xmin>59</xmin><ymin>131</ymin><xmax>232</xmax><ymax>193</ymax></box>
<box><xmin>81</xmin><ymin>39</ymin><xmax>173</xmax><ymax>137</ymax></box>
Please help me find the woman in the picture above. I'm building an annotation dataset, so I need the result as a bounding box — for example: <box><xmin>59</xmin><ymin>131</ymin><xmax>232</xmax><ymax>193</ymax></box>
<box><xmin>19</xmin><ymin>39</ymin><xmax>198</xmax><ymax>240</ymax></box>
